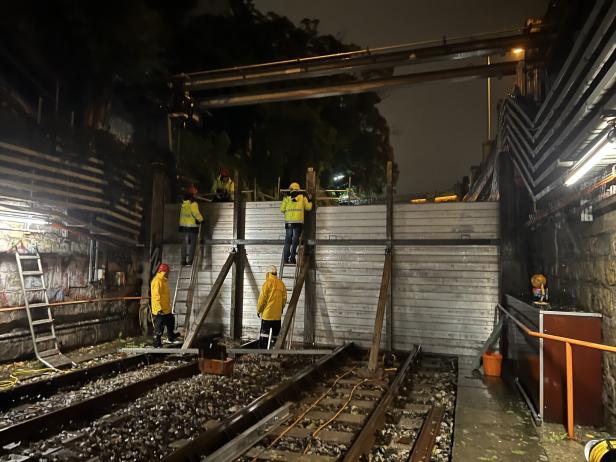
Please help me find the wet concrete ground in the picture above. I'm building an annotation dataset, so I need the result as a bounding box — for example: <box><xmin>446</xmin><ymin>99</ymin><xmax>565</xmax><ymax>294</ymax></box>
<box><xmin>452</xmin><ymin>356</ymin><xmax>588</xmax><ymax>462</ymax></box>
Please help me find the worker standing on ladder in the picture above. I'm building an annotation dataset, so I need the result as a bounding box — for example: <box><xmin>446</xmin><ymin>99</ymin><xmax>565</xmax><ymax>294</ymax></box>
<box><xmin>211</xmin><ymin>168</ymin><xmax>235</xmax><ymax>202</ymax></box>
<box><xmin>280</xmin><ymin>182</ymin><xmax>312</xmax><ymax>264</ymax></box>
<box><xmin>179</xmin><ymin>185</ymin><xmax>203</xmax><ymax>265</ymax></box>
<box><xmin>257</xmin><ymin>265</ymin><xmax>287</xmax><ymax>348</ymax></box>
<box><xmin>151</xmin><ymin>263</ymin><xmax>180</xmax><ymax>347</ymax></box>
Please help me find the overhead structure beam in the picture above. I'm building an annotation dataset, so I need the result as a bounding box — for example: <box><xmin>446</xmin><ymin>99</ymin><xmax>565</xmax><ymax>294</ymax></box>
<box><xmin>173</xmin><ymin>30</ymin><xmax>551</xmax><ymax>91</ymax></box>
<box><xmin>197</xmin><ymin>61</ymin><xmax>518</xmax><ymax>108</ymax></box>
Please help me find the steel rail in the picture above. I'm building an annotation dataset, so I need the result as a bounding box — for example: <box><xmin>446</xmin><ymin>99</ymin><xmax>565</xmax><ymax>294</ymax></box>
<box><xmin>408</xmin><ymin>406</ymin><xmax>445</xmax><ymax>462</ymax></box>
<box><xmin>342</xmin><ymin>345</ymin><xmax>421</xmax><ymax>461</ymax></box>
<box><xmin>162</xmin><ymin>343</ymin><xmax>354</xmax><ymax>462</ymax></box>
<box><xmin>0</xmin><ymin>353</ymin><xmax>161</xmax><ymax>412</ymax></box>
<box><xmin>0</xmin><ymin>361</ymin><xmax>199</xmax><ymax>450</ymax></box>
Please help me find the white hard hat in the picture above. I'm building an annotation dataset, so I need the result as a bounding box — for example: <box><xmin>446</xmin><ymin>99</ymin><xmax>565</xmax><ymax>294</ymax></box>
<box><xmin>269</xmin><ymin>265</ymin><xmax>277</xmax><ymax>275</ymax></box>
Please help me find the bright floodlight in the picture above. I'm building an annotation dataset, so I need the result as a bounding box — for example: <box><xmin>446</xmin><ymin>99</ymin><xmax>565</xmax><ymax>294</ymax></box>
<box><xmin>512</xmin><ymin>48</ymin><xmax>525</xmax><ymax>55</ymax></box>
<box><xmin>565</xmin><ymin>134</ymin><xmax>615</xmax><ymax>186</ymax></box>
<box><xmin>333</xmin><ymin>174</ymin><xmax>344</xmax><ymax>181</ymax></box>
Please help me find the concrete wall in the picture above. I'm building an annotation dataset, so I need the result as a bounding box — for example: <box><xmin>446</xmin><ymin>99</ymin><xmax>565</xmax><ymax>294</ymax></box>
<box><xmin>163</xmin><ymin>201</ymin><xmax>500</xmax><ymax>355</ymax></box>
<box><xmin>0</xmin><ymin>222</ymin><xmax>141</xmax><ymax>362</ymax></box>
<box><xmin>531</xmin><ymin>207</ymin><xmax>616</xmax><ymax>429</ymax></box>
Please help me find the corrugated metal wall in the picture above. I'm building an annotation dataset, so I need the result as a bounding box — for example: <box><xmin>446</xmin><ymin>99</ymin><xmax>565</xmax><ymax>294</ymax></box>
<box><xmin>163</xmin><ymin>201</ymin><xmax>499</xmax><ymax>355</ymax></box>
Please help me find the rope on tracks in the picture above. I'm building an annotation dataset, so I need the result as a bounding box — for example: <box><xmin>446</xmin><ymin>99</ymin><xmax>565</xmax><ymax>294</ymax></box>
<box><xmin>0</xmin><ymin>367</ymin><xmax>58</xmax><ymax>391</ymax></box>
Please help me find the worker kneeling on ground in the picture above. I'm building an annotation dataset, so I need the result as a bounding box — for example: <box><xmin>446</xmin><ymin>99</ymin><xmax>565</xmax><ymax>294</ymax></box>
<box><xmin>151</xmin><ymin>263</ymin><xmax>180</xmax><ymax>348</ymax></box>
<box><xmin>257</xmin><ymin>265</ymin><xmax>287</xmax><ymax>349</ymax></box>
<box><xmin>212</xmin><ymin>168</ymin><xmax>235</xmax><ymax>202</ymax></box>
<box><xmin>280</xmin><ymin>182</ymin><xmax>312</xmax><ymax>264</ymax></box>
<box><xmin>179</xmin><ymin>185</ymin><xmax>203</xmax><ymax>265</ymax></box>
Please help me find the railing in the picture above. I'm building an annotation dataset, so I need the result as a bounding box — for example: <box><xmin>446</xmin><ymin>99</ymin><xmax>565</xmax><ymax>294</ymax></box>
<box><xmin>498</xmin><ymin>303</ymin><xmax>616</xmax><ymax>438</ymax></box>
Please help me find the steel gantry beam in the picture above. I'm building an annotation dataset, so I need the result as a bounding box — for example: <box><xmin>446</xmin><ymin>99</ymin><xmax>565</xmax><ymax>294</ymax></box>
<box><xmin>171</xmin><ymin>29</ymin><xmax>552</xmax><ymax>92</ymax></box>
<box><xmin>197</xmin><ymin>61</ymin><xmax>519</xmax><ymax>108</ymax></box>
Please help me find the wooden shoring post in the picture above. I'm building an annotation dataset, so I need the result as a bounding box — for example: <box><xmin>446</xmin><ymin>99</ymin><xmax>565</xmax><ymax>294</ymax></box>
<box><xmin>273</xmin><ymin>259</ymin><xmax>310</xmax><ymax>356</ymax></box>
<box><xmin>182</xmin><ymin>250</ymin><xmax>236</xmax><ymax>348</ymax></box>
<box><xmin>368</xmin><ymin>250</ymin><xmax>393</xmax><ymax>372</ymax></box>
<box><xmin>231</xmin><ymin>170</ymin><xmax>245</xmax><ymax>340</ymax></box>
<box><xmin>385</xmin><ymin>160</ymin><xmax>394</xmax><ymax>352</ymax></box>
<box><xmin>304</xmin><ymin>167</ymin><xmax>317</xmax><ymax>346</ymax></box>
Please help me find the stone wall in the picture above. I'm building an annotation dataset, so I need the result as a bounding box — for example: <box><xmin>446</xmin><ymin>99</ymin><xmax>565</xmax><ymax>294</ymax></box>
<box><xmin>531</xmin><ymin>208</ymin><xmax>616</xmax><ymax>430</ymax></box>
<box><xmin>0</xmin><ymin>221</ymin><xmax>142</xmax><ymax>362</ymax></box>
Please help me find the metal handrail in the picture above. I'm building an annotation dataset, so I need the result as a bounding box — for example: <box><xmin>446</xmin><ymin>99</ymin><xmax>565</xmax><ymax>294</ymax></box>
<box><xmin>497</xmin><ymin>303</ymin><xmax>616</xmax><ymax>438</ymax></box>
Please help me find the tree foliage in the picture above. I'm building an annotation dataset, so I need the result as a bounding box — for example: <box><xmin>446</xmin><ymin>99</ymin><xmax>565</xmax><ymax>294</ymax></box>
<box><xmin>0</xmin><ymin>0</ymin><xmax>396</xmax><ymax>194</ymax></box>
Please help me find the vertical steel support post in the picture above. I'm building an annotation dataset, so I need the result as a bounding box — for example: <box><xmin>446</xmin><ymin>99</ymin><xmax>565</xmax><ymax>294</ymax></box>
<box><xmin>385</xmin><ymin>160</ymin><xmax>394</xmax><ymax>352</ymax></box>
<box><xmin>565</xmin><ymin>342</ymin><xmax>574</xmax><ymax>438</ymax></box>
<box><xmin>231</xmin><ymin>170</ymin><xmax>245</xmax><ymax>340</ymax></box>
<box><xmin>304</xmin><ymin>167</ymin><xmax>317</xmax><ymax>346</ymax></box>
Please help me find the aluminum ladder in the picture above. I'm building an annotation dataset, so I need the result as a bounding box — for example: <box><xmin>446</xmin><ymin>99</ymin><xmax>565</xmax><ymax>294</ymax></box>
<box><xmin>15</xmin><ymin>252</ymin><xmax>74</xmax><ymax>369</ymax></box>
<box><xmin>278</xmin><ymin>241</ymin><xmax>304</xmax><ymax>348</ymax></box>
<box><xmin>171</xmin><ymin>226</ymin><xmax>202</xmax><ymax>334</ymax></box>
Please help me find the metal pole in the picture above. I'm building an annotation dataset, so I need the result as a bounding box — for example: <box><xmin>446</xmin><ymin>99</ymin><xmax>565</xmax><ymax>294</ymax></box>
<box><xmin>55</xmin><ymin>79</ymin><xmax>59</xmax><ymax>114</ymax></box>
<box><xmin>385</xmin><ymin>161</ymin><xmax>394</xmax><ymax>352</ymax></box>
<box><xmin>566</xmin><ymin>342</ymin><xmax>574</xmax><ymax>438</ymax></box>
<box><xmin>487</xmin><ymin>56</ymin><xmax>492</xmax><ymax>140</ymax></box>
<box><xmin>37</xmin><ymin>97</ymin><xmax>42</xmax><ymax>125</ymax></box>
<box><xmin>304</xmin><ymin>167</ymin><xmax>317</xmax><ymax>346</ymax></box>
<box><xmin>231</xmin><ymin>170</ymin><xmax>245</xmax><ymax>340</ymax></box>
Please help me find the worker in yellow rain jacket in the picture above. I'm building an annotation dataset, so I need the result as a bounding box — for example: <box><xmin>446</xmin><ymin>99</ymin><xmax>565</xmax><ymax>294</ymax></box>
<box><xmin>211</xmin><ymin>168</ymin><xmax>235</xmax><ymax>202</ymax></box>
<box><xmin>280</xmin><ymin>182</ymin><xmax>312</xmax><ymax>264</ymax></box>
<box><xmin>179</xmin><ymin>185</ymin><xmax>203</xmax><ymax>265</ymax></box>
<box><xmin>151</xmin><ymin>263</ymin><xmax>179</xmax><ymax>347</ymax></box>
<box><xmin>257</xmin><ymin>265</ymin><xmax>287</xmax><ymax>349</ymax></box>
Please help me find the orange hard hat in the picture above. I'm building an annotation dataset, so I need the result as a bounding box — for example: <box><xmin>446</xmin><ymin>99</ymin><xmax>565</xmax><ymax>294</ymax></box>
<box><xmin>158</xmin><ymin>263</ymin><xmax>170</xmax><ymax>273</ymax></box>
<box><xmin>187</xmin><ymin>185</ymin><xmax>198</xmax><ymax>195</ymax></box>
<box><xmin>221</xmin><ymin>168</ymin><xmax>230</xmax><ymax>177</ymax></box>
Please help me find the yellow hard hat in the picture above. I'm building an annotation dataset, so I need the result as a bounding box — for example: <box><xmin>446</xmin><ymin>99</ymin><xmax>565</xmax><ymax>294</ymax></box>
<box><xmin>289</xmin><ymin>182</ymin><xmax>300</xmax><ymax>191</ymax></box>
<box><xmin>531</xmin><ymin>274</ymin><xmax>546</xmax><ymax>288</ymax></box>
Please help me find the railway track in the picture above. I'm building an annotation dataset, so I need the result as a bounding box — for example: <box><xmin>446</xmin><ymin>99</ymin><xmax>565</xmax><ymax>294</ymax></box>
<box><xmin>0</xmin><ymin>351</ymin><xmax>320</xmax><ymax>461</ymax></box>
<box><xmin>169</xmin><ymin>346</ymin><xmax>456</xmax><ymax>462</ymax></box>
<box><xmin>0</xmin><ymin>343</ymin><xmax>456</xmax><ymax>461</ymax></box>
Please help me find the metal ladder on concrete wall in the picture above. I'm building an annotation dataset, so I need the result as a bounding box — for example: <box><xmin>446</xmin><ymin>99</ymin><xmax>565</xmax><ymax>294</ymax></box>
<box><xmin>15</xmin><ymin>252</ymin><xmax>74</xmax><ymax>369</ymax></box>
<box><xmin>278</xmin><ymin>242</ymin><xmax>304</xmax><ymax>348</ymax></box>
<box><xmin>171</xmin><ymin>226</ymin><xmax>203</xmax><ymax>334</ymax></box>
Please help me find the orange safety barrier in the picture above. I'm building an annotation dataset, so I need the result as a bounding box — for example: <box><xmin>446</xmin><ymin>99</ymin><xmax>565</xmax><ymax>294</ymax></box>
<box><xmin>0</xmin><ymin>296</ymin><xmax>148</xmax><ymax>313</ymax></box>
<box><xmin>498</xmin><ymin>304</ymin><xmax>616</xmax><ymax>439</ymax></box>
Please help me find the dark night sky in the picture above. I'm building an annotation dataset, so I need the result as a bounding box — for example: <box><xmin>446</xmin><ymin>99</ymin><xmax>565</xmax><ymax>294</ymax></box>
<box><xmin>254</xmin><ymin>0</ymin><xmax>549</xmax><ymax>195</ymax></box>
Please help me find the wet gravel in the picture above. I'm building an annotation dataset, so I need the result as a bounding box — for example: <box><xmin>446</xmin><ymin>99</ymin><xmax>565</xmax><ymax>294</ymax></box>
<box><xmin>0</xmin><ymin>359</ymin><xmax>190</xmax><ymax>429</ymax></box>
<box><xmin>2</xmin><ymin>355</ymin><xmax>309</xmax><ymax>461</ymax></box>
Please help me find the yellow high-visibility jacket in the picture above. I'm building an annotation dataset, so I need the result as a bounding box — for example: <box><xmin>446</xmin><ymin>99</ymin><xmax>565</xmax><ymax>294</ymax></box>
<box><xmin>151</xmin><ymin>272</ymin><xmax>171</xmax><ymax>315</ymax></box>
<box><xmin>179</xmin><ymin>200</ymin><xmax>203</xmax><ymax>229</ymax></box>
<box><xmin>212</xmin><ymin>176</ymin><xmax>235</xmax><ymax>196</ymax></box>
<box><xmin>257</xmin><ymin>273</ymin><xmax>287</xmax><ymax>321</ymax></box>
<box><xmin>280</xmin><ymin>194</ymin><xmax>312</xmax><ymax>224</ymax></box>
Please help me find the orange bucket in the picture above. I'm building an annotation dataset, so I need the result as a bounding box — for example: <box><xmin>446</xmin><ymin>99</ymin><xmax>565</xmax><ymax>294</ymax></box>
<box><xmin>483</xmin><ymin>351</ymin><xmax>502</xmax><ymax>377</ymax></box>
